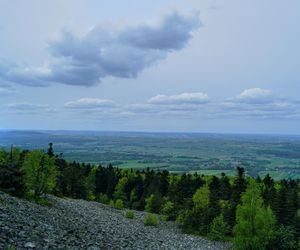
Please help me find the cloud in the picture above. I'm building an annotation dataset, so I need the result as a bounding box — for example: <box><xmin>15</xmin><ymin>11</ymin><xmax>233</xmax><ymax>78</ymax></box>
<box><xmin>4</xmin><ymin>102</ymin><xmax>53</xmax><ymax>114</ymax></box>
<box><xmin>0</xmin><ymin>11</ymin><xmax>201</xmax><ymax>87</ymax></box>
<box><xmin>148</xmin><ymin>92</ymin><xmax>209</xmax><ymax>105</ymax></box>
<box><xmin>220</xmin><ymin>88</ymin><xmax>300</xmax><ymax>119</ymax></box>
<box><xmin>233</xmin><ymin>88</ymin><xmax>274</xmax><ymax>104</ymax></box>
<box><xmin>0</xmin><ymin>85</ymin><xmax>15</xmax><ymax>95</ymax></box>
<box><xmin>65</xmin><ymin>98</ymin><xmax>117</xmax><ymax>109</ymax></box>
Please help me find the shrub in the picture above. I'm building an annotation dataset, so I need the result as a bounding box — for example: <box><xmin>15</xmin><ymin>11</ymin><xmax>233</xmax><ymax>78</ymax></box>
<box><xmin>86</xmin><ymin>191</ymin><xmax>96</xmax><ymax>201</ymax></box>
<box><xmin>98</xmin><ymin>193</ymin><xmax>109</xmax><ymax>204</ymax></box>
<box><xmin>125</xmin><ymin>210</ymin><xmax>135</xmax><ymax>219</ymax></box>
<box><xmin>144</xmin><ymin>213</ymin><xmax>158</xmax><ymax>226</ymax></box>
<box><xmin>114</xmin><ymin>199</ymin><xmax>124</xmax><ymax>209</ymax></box>
<box><xmin>159</xmin><ymin>215</ymin><xmax>168</xmax><ymax>221</ymax></box>
<box><xmin>109</xmin><ymin>199</ymin><xmax>114</xmax><ymax>207</ymax></box>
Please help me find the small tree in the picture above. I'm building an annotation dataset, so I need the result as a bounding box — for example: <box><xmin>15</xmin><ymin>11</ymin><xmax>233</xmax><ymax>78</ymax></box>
<box><xmin>208</xmin><ymin>214</ymin><xmax>229</xmax><ymax>241</ymax></box>
<box><xmin>233</xmin><ymin>180</ymin><xmax>275</xmax><ymax>250</ymax></box>
<box><xmin>193</xmin><ymin>185</ymin><xmax>210</xmax><ymax>209</ymax></box>
<box><xmin>22</xmin><ymin>150</ymin><xmax>57</xmax><ymax>197</ymax></box>
<box><xmin>161</xmin><ymin>200</ymin><xmax>176</xmax><ymax>220</ymax></box>
<box><xmin>145</xmin><ymin>193</ymin><xmax>163</xmax><ymax>213</ymax></box>
<box><xmin>113</xmin><ymin>177</ymin><xmax>128</xmax><ymax>201</ymax></box>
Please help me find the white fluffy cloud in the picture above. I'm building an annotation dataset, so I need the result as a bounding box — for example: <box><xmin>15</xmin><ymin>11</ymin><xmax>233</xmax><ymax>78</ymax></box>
<box><xmin>148</xmin><ymin>92</ymin><xmax>210</xmax><ymax>105</ymax></box>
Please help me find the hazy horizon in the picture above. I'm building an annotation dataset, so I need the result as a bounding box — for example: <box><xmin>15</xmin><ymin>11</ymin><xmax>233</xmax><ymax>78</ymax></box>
<box><xmin>1</xmin><ymin>128</ymin><xmax>300</xmax><ymax>137</ymax></box>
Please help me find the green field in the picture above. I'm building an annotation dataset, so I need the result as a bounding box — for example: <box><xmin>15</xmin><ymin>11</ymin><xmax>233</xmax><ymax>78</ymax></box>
<box><xmin>1</xmin><ymin>130</ymin><xmax>300</xmax><ymax>179</ymax></box>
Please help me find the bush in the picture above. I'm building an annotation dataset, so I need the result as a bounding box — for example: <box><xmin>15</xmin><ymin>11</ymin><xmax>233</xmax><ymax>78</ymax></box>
<box><xmin>125</xmin><ymin>210</ymin><xmax>135</xmax><ymax>219</ymax></box>
<box><xmin>114</xmin><ymin>199</ymin><xmax>124</xmax><ymax>209</ymax></box>
<box><xmin>159</xmin><ymin>215</ymin><xmax>168</xmax><ymax>221</ymax></box>
<box><xmin>25</xmin><ymin>193</ymin><xmax>53</xmax><ymax>206</ymax></box>
<box><xmin>86</xmin><ymin>191</ymin><xmax>96</xmax><ymax>201</ymax></box>
<box><xmin>98</xmin><ymin>193</ymin><xmax>109</xmax><ymax>204</ymax></box>
<box><xmin>144</xmin><ymin>213</ymin><xmax>158</xmax><ymax>226</ymax></box>
<box><xmin>109</xmin><ymin>199</ymin><xmax>114</xmax><ymax>207</ymax></box>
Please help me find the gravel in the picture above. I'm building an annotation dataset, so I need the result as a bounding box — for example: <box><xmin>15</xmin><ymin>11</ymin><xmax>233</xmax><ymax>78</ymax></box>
<box><xmin>0</xmin><ymin>191</ymin><xmax>231</xmax><ymax>249</ymax></box>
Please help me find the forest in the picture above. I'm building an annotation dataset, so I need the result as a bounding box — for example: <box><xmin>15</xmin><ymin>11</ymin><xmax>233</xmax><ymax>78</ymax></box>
<box><xmin>0</xmin><ymin>143</ymin><xmax>299</xmax><ymax>250</ymax></box>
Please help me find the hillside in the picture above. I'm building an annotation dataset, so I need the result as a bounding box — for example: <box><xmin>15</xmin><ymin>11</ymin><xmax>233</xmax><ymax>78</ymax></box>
<box><xmin>0</xmin><ymin>192</ymin><xmax>230</xmax><ymax>250</ymax></box>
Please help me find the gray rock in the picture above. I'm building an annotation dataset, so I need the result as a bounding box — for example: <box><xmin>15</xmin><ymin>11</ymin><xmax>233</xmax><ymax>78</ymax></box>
<box><xmin>24</xmin><ymin>242</ymin><xmax>36</xmax><ymax>248</ymax></box>
<box><xmin>0</xmin><ymin>191</ymin><xmax>231</xmax><ymax>250</ymax></box>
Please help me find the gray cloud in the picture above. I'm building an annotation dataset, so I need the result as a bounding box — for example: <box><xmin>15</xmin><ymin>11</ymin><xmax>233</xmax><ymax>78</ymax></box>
<box><xmin>0</xmin><ymin>11</ymin><xmax>200</xmax><ymax>87</ymax></box>
<box><xmin>7</xmin><ymin>89</ymin><xmax>298</xmax><ymax>120</ymax></box>
<box><xmin>4</xmin><ymin>102</ymin><xmax>53</xmax><ymax>114</ymax></box>
<box><xmin>219</xmin><ymin>88</ymin><xmax>300</xmax><ymax>119</ymax></box>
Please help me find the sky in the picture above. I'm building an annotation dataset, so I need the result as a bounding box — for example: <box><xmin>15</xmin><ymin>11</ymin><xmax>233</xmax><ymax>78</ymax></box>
<box><xmin>0</xmin><ymin>0</ymin><xmax>300</xmax><ymax>134</ymax></box>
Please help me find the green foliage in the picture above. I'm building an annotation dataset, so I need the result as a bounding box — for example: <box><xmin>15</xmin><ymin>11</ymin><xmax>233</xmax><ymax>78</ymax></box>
<box><xmin>85</xmin><ymin>167</ymin><xmax>96</xmax><ymax>200</ymax></box>
<box><xmin>233</xmin><ymin>180</ymin><xmax>275</xmax><ymax>250</ymax></box>
<box><xmin>268</xmin><ymin>225</ymin><xmax>297</xmax><ymax>250</ymax></box>
<box><xmin>22</xmin><ymin>150</ymin><xmax>57</xmax><ymax>197</ymax></box>
<box><xmin>25</xmin><ymin>192</ymin><xmax>53</xmax><ymax>206</ymax></box>
<box><xmin>114</xmin><ymin>199</ymin><xmax>124</xmax><ymax>209</ymax></box>
<box><xmin>86</xmin><ymin>191</ymin><xmax>96</xmax><ymax>201</ymax></box>
<box><xmin>125</xmin><ymin>210</ymin><xmax>135</xmax><ymax>219</ymax></box>
<box><xmin>144</xmin><ymin>213</ymin><xmax>158</xmax><ymax>226</ymax></box>
<box><xmin>98</xmin><ymin>193</ymin><xmax>109</xmax><ymax>204</ymax></box>
<box><xmin>109</xmin><ymin>199</ymin><xmax>114</xmax><ymax>207</ymax></box>
<box><xmin>208</xmin><ymin>215</ymin><xmax>229</xmax><ymax>241</ymax></box>
<box><xmin>159</xmin><ymin>215</ymin><xmax>168</xmax><ymax>221</ymax></box>
<box><xmin>193</xmin><ymin>185</ymin><xmax>210</xmax><ymax>209</ymax></box>
<box><xmin>145</xmin><ymin>193</ymin><xmax>163</xmax><ymax>213</ymax></box>
<box><xmin>6</xmin><ymin>244</ymin><xmax>16</xmax><ymax>250</ymax></box>
<box><xmin>161</xmin><ymin>200</ymin><xmax>175</xmax><ymax>220</ymax></box>
<box><xmin>113</xmin><ymin>177</ymin><xmax>128</xmax><ymax>201</ymax></box>
<box><xmin>1</xmin><ymin>146</ymin><xmax>299</xmax><ymax>245</ymax></box>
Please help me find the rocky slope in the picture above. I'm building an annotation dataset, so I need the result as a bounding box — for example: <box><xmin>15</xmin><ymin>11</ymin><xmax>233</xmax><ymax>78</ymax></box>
<box><xmin>0</xmin><ymin>192</ymin><xmax>231</xmax><ymax>249</ymax></box>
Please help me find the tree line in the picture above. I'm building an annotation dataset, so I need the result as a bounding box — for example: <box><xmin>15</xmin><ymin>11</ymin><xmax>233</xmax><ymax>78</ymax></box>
<box><xmin>0</xmin><ymin>144</ymin><xmax>299</xmax><ymax>249</ymax></box>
